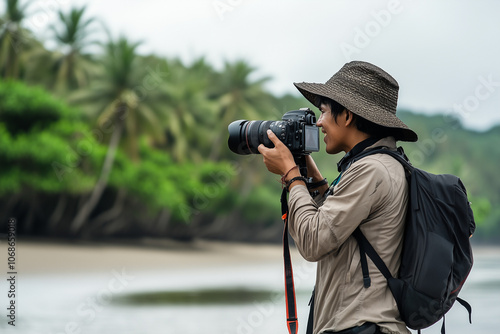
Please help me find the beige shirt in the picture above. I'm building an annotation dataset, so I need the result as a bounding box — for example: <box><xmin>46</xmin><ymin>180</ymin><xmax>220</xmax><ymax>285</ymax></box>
<box><xmin>288</xmin><ymin>137</ymin><xmax>411</xmax><ymax>334</ymax></box>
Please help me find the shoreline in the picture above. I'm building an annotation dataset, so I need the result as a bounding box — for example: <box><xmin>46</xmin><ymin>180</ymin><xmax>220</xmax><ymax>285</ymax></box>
<box><xmin>10</xmin><ymin>238</ymin><xmax>297</xmax><ymax>275</ymax></box>
<box><xmin>5</xmin><ymin>238</ymin><xmax>496</xmax><ymax>275</ymax></box>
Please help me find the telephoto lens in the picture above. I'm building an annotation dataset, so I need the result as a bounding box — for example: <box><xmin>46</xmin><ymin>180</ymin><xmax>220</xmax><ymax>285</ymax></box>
<box><xmin>227</xmin><ymin>108</ymin><xmax>319</xmax><ymax>156</ymax></box>
<box><xmin>227</xmin><ymin>120</ymin><xmax>274</xmax><ymax>154</ymax></box>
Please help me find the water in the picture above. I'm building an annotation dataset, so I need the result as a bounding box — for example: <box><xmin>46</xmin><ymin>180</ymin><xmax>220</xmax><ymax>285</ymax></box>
<box><xmin>0</xmin><ymin>246</ymin><xmax>499</xmax><ymax>334</ymax></box>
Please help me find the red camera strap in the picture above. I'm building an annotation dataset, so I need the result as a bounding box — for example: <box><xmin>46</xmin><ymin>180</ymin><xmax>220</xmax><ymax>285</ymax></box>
<box><xmin>281</xmin><ymin>188</ymin><xmax>298</xmax><ymax>334</ymax></box>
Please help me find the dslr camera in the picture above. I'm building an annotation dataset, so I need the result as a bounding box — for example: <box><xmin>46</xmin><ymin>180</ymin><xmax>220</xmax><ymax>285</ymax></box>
<box><xmin>227</xmin><ymin>108</ymin><xmax>320</xmax><ymax>156</ymax></box>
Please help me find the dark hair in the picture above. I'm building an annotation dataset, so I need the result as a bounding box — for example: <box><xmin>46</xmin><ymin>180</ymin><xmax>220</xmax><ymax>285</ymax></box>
<box><xmin>316</xmin><ymin>96</ymin><xmax>390</xmax><ymax>139</ymax></box>
<box><xmin>352</xmin><ymin>114</ymin><xmax>390</xmax><ymax>139</ymax></box>
<box><xmin>316</xmin><ymin>96</ymin><xmax>345</xmax><ymax>122</ymax></box>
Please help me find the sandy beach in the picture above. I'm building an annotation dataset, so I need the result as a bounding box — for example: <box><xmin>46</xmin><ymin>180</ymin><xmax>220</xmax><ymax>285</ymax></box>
<box><xmin>8</xmin><ymin>239</ymin><xmax>497</xmax><ymax>275</ymax></box>
<box><xmin>10</xmin><ymin>238</ymin><xmax>303</xmax><ymax>275</ymax></box>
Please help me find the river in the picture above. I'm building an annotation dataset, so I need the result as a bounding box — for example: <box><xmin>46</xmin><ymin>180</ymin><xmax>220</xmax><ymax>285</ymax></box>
<box><xmin>0</xmin><ymin>243</ymin><xmax>498</xmax><ymax>334</ymax></box>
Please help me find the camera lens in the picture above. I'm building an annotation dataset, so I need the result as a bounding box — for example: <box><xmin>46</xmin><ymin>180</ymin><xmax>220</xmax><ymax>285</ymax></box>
<box><xmin>228</xmin><ymin>108</ymin><xmax>319</xmax><ymax>156</ymax></box>
<box><xmin>227</xmin><ymin>120</ymin><xmax>275</xmax><ymax>155</ymax></box>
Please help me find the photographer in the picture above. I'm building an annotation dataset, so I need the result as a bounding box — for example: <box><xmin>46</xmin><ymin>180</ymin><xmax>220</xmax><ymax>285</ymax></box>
<box><xmin>258</xmin><ymin>61</ymin><xmax>417</xmax><ymax>334</ymax></box>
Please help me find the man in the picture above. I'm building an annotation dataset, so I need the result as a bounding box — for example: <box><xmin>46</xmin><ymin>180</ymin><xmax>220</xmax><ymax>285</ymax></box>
<box><xmin>258</xmin><ymin>61</ymin><xmax>418</xmax><ymax>334</ymax></box>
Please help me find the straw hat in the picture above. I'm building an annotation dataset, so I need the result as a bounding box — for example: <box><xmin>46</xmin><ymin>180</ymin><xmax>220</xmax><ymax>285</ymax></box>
<box><xmin>294</xmin><ymin>61</ymin><xmax>418</xmax><ymax>142</ymax></box>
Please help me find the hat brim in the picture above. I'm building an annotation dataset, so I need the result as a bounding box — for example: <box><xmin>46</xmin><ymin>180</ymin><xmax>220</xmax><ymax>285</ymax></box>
<box><xmin>294</xmin><ymin>82</ymin><xmax>418</xmax><ymax>142</ymax></box>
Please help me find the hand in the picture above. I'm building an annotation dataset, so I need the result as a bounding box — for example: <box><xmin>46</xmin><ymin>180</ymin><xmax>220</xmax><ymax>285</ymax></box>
<box><xmin>258</xmin><ymin>130</ymin><xmax>296</xmax><ymax>175</ymax></box>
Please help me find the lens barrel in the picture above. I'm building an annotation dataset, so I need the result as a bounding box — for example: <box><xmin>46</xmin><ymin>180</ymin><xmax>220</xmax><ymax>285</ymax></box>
<box><xmin>227</xmin><ymin>108</ymin><xmax>319</xmax><ymax>156</ymax></box>
<box><xmin>228</xmin><ymin>120</ymin><xmax>274</xmax><ymax>155</ymax></box>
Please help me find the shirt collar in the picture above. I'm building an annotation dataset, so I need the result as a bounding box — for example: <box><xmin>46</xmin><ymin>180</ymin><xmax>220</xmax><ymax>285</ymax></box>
<box><xmin>337</xmin><ymin>137</ymin><xmax>382</xmax><ymax>172</ymax></box>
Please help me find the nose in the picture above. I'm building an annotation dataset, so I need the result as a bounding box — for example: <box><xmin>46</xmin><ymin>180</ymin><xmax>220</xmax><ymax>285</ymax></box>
<box><xmin>316</xmin><ymin>113</ymin><xmax>323</xmax><ymax>127</ymax></box>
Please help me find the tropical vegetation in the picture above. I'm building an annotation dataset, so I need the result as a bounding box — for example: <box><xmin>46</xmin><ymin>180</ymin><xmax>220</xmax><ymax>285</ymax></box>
<box><xmin>0</xmin><ymin>2</ymin><xmax>498</xmax><ymax>243</ymax></box>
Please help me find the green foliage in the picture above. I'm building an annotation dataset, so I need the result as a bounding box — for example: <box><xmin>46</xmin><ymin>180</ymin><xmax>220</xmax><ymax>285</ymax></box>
<box><xmin>1</xmin><ymin>2</ymin><xmax>499</xmax><ymax>242</ymax></box>
<box><xmin>470</xmin><ymin>196</ymin><xmax>492</xmax><ymax>227</ymax></box>
<box><xmin>0</xmin><ymin>80</ymin><xmax>234</xmax><ymax>234</ymax></box>
<box><xmin>107</xmin><ymin>142</ymin><xmax>235</xmax><ymax>221</ymax></box>
<box><xmin>0</xmin><ymin>81</ymin><xmax>98</xmax><ymax>194</ymax></box>
<box><xmin>0</xmin><ymin>81</ymin><xmax>76</xmax><ymax>134</ymax></box>
<box><xmin>241</xmin><ymin>185</ymin><xmax>281</xmax><ymax>225</ymax></box>
<box><xmin>480</xmin><ymin>208</ymin><xmax>500</xmax><ymax>238</ymax></box>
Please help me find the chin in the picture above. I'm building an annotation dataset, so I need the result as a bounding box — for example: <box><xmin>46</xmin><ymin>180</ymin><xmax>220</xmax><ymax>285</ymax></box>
<box><xmin>326</xmin><ymin>147</ymin><xmax>341</xmax><ymax>155</ymax></box>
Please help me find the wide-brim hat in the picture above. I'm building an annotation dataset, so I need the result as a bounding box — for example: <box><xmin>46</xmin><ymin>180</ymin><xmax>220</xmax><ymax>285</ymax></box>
<box><xmin>294</xmin><ymin>61</ymin><xmax>418</xmax><ymax>142</ymax></box>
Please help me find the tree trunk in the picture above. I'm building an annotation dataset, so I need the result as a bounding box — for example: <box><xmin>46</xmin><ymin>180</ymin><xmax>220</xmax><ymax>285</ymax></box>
<box><xmin>48</xmin><ymin>194</ymin><xmax>68</xmax><ymax>232</ymax></box>
<box><xmin>155</xmin><ymin>208</ymin><xmax>172</xmax><ymax>234</ymax></box>
<box><xmin>23</xmin><ymin>205</ymin><xmax>35</xmax><ymax>234</ymax></box>
<box><xmin>86</xmin><ymin>188</ymin><xmax>127</xmax><ymax>234</ymax></box>
<box><xmin>0</xmin><ymin>193</ymin><xmax>21</xmax><ymax>220</ymax></box>
<box><xmin>102</xmin><ymin>215</ymin><xmax>131</xmax><ymax>235</ymax></box>
<box><xmin>70</xmin><ymin>113</ymin><xmax>125</xmax><ymax>234</ymax></box>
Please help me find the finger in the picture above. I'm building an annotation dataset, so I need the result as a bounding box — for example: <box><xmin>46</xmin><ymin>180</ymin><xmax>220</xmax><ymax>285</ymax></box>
<box><xmin>266</xmin><ymin>130</ymin><xmax>282</xmax><ymax>145</ymax></box>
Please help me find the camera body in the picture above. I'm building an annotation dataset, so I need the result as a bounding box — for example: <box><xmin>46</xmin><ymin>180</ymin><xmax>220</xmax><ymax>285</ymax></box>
<box><xmin>228</xmin><ymin>108</ymin><xmax>320</xmax><ymax>155</ymax></box>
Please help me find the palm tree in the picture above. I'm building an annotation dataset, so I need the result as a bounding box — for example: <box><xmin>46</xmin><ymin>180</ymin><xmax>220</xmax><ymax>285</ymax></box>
<box><xmin>48</xmin><ymin>5</ymin><xmax>99</xmax><ymax>92</ymax></box>
<box><xmin>69</xmin><ymin>36</ymin><xmax>166</xmax><ymax>234</ymax></box>
<box><xmin>155</xmin><ymin>57</ymin><xmax>218</xmax><ymax>163</ymax></box>
<box><xmin>0</xmin><ymin>0</ymin><xmax>33</xmax><ymax>78</ymax></box>
<box><xmin>208</xmin><ymin>59</ymin><xmax>274</xmax><ymax>161</ymax></box>
<box><xmin>194</xmin><ymin>60</ymin><xmax>278</xmax><ymax>234</ymax></box>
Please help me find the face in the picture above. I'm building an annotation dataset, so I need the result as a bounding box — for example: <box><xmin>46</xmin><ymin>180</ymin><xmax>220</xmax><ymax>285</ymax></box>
<box><xmin>317</xmin><ymin>103</ymin><xmax>350</xmax><ymax>154</ymax></box>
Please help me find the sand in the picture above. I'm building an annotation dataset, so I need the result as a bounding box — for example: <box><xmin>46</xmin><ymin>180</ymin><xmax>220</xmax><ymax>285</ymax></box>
<box><xmin>8</xmin><ymin>239</ymin><xmax>300</xmax><ymax>275</ymax></box>
<box><xmin>6</xmin><ymin>238</ymin><xmax>494</xmax><ymax>276</ymax></box>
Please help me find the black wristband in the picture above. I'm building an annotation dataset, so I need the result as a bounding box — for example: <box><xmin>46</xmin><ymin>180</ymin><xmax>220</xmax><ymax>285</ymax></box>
<box><xmin>307</xmin><ymin>178</ymin><xmax>328</xmax><ymax>189</ymax></box>
<box><xmin>286</xmin><ymin>176</ymin><xmax>307</xmax><ymax>192</ymax></box>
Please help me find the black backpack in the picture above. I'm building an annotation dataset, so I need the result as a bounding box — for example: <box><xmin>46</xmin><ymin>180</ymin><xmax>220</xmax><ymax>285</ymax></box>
<box><xmin>351</xmin><ymin>147</ymin><xmax>475</xmax><ymax>333</ymax></box>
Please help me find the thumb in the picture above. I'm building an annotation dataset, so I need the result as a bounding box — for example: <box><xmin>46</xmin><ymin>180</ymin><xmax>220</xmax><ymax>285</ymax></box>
<box><xmin>257</xmin><ymin>143</ymin><xmax>268</xmax><ymax>154</ymax></box>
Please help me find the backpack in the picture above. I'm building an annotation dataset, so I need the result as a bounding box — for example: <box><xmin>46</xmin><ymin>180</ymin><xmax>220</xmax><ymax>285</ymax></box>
<box><xmin>350</xmin><ymin>147</ymin><xmax>476</xmax><ymax>333</ymax></box>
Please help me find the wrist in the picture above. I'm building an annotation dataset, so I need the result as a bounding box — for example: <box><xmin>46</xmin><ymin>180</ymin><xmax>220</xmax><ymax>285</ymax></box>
<box><xmin>305</xmin><ymin>155</ymin><xmax>324</xmax><ymax>181</ymax></box>
<box><xmin>307</xmin><ymin>178</ymin><xmax>328</xmax><ymax>189</ymax></box>
<box><xmin>280</xmin><ymin>165</ymin><xmax>299</xmax><ymax>185</ymax></box>
<box><xmin>286</xmin><ymin>175</ymin><xmax>307</xmax><ymax>192</ymax></box>
<box><xmin>284</xmin><ymin>169</ymin><xmax>301</xmax><ymax>183</ymax></box>
<box><xmin>280</xmin><ymin>165</ymin><xmax>306</xmax><ymax>191</ymax></box>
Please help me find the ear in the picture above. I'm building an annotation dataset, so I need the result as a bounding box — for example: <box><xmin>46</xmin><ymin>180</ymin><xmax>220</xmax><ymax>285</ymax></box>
<box><xmin>345</xmin><ymin>110</ymin><xmax>354</xmax><ymax>127</ymax></box>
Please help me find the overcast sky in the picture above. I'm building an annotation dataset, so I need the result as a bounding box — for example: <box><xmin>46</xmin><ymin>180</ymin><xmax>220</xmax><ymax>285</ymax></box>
<box><xmin>25</xmin><ymin>0</ymin><xmax>500</xmax><ymax>131</ymax></box>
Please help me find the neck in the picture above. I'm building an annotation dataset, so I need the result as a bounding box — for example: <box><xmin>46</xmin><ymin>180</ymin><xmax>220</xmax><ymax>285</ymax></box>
<box><xmin>344</xmin><ymin>131</ymin><xmax>371</xmax><ymax>153</ymax></box>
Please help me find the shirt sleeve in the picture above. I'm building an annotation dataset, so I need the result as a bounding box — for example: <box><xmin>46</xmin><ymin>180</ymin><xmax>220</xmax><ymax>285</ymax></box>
<box><xmin>287</xmin><ymin>158</ymin><xmax>391</xmax><ymax>262</ymax></box>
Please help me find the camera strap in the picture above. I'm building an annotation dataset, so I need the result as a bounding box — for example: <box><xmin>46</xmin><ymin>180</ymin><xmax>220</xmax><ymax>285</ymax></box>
<box><xmin>281</xmin><ymin>187</ymin><xmax>298</xmax><ymax>334</ymax></box>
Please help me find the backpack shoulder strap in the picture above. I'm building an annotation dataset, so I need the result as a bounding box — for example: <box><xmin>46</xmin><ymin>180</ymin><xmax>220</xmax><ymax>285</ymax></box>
<box><xmin>350</xmin><ymin>147</ymin><xmax>411</xmax><ymax>288</ymax></box>
<box><xmin>353</xmin><ymin>227</ymin><xmax>393</xmax><ymax>283</ymax></box>
<box><xmin>352</xmin><ymin>146</ymin><xmax>413</xmax><ymax>172</ymax></box>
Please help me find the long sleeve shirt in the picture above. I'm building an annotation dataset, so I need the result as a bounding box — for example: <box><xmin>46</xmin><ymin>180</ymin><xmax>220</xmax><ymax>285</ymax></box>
<box><xmin>288</xmin><ymin>137</ymin><xmax>410</xmax><ymax>334</ymax></box>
